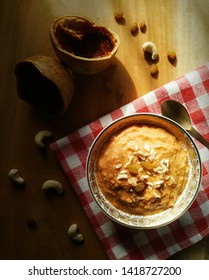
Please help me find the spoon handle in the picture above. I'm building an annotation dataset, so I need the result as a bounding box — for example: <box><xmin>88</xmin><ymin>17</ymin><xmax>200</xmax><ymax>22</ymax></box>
<box><xmin>187</xmin><ymin>127</ymin><xmax>209</xmax><ymax>149</ymax></box>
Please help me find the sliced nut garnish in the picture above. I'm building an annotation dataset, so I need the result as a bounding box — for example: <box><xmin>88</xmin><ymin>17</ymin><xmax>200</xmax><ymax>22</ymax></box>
<box><xmin>120</xmin><ymin>196</ymin><xmax>133</xmax><ymax>204</ymax></box>
<box><xmin>144</xmin><ymin>143</ymin><xmax>151</xmax><ymax>152</ymax></box>
<box><xmin>111</xmin><ymin>137</ymin><xmax>174</xmax><ymax>207</ymax></box>
<box><xmin>153</xmin><ymin>166</ymin><xmax>164</xmax><ymax>174</ymax></box>
<box><xmin>115</xmin><ymin>163</ymin><xmax>122</xmax><ymax>169</ymax></box>
<box><xmin>140</xmin><ymin>174</ymin><xmax>149</xmax><ymax>181</ymax></box>
<box><xmin>152</xmin><ymin>189</ymin><xmax>161</xmax><ymax>198</ymax></box>
<box><xmin>135</xmin><ymin>144</ymin><xmax>139</xmax><ymax>151</ymax></box>
<box><xmin>161</xmin><ymin>158</ymin><xmax>169</xmax><ymax>168</ymax></box>
<box><xmin>136</xmin><ymin>150</ymin><xmax>147</xmax><ymax>160</ymax></box>
<box><xmin>119</xmin><ymin>170</ymin><xmax>127</xmax><ymax>174</ymax></box>
<box><xmin>125</xmin><ymin>155</ymin><xmax>134</xmax><ymax>165</ymax></box>
<box><xmin>117</xmin><ymin>173</ymin><xmax>129</xmax><ymax>180</ymax></box>
<box><xmin>170</xmin><ymin>175</ymin><xmax>176</xmax><ymax>184</ymax></box>
<box><xmin>137</xmin><ymin>151</ymin><xmax>146</xmax><ymax>156</ymax></box>
<box><xmin>128</xmin><ymin>177</ymin><xmax>137</xmax><ymax>186</ymax></box>
<box><xmin>153</xmin><ymin>180</ymin><xmax>164</xmax><ymax>188</ymax></box>
<box><xmin>149</xmin><ymin>149</ymin><xmax>157</xmax><ymax>161</ymax></box>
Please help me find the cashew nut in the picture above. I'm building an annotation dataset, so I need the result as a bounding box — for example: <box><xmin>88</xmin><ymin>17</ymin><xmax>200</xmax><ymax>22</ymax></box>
<box><xmin>67</xmin><ymin>223</ymin><xmax>84</xmax><ymax>243</ymax></box>
<box><xmin>72</xmin><ymin>233</ymin><xmax>84</xmax><ymax>242</ymax></box>
<box><xmin>142</xmin><ymin>41</ymin><xmax>158</xmax><ymax>60</ymax></box>
<box><xmin>67</xmin><ymin>224</ymin><xmax>78</xmax><ymax>237</ymax></box>
<box><xmin>8</xmin><ymin>169</ymin><xmax>24</xmax><ymax>186</ymax></box>
<box><xmin>42</xmin><ymin>180</ymin><xmax>63</xmax><ymax>195</ymax></box>
<box><xmin>34</xmin><ymin>130</ymin><xmax>52</xmax><ymax>149</ymax></box>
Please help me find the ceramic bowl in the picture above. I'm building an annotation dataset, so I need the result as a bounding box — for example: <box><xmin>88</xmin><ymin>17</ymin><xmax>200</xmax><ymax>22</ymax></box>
<box><xmin>87</xmin><ymin>113</ymin><xmax>202</xmax><ymax>229</ymax></box>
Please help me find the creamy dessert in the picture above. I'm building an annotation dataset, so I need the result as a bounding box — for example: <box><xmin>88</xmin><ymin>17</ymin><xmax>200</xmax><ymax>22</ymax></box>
<box><xmin>96</xmin><ymin>124</ymin><xmax>190</xmax><ymax>216</ymax></box>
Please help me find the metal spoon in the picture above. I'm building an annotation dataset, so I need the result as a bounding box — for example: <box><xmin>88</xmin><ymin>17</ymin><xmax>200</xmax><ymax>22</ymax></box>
<box><xmin>161</xmin><ymin>99</ymin><xmax>209</xmax><ymax>149</ymax></box>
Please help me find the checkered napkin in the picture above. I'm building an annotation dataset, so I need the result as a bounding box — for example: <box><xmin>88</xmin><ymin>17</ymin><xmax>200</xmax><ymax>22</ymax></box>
<box><xmin>51</xmin><ymin>63</ymin><xmax>209</xmax><ymax>259</ymax></box>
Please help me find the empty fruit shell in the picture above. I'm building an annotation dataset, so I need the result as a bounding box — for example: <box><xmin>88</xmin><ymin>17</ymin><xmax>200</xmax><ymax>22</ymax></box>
<box><xmin>14</xmin><ymin>55</ymin><xmax>73</xmax><ymax>114</ymax></box>
<box><xmin>50</xmin><ymin>15</ymin><xmax>120</xmax><ymax>74</ymax></box>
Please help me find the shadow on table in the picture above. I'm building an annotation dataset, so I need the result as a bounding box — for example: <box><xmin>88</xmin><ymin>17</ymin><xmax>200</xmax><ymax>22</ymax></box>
<box><xmin>29</xmin><ymin>56</ymin><xmax>138</xmax><ymax>139</ymax></box>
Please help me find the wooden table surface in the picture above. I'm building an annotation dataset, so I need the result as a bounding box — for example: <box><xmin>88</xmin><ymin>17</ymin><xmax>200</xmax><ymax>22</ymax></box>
<box><xmin>1</xmin><ymin>0</ymin><xmax>209</xmax><ymax>260</ymax></box>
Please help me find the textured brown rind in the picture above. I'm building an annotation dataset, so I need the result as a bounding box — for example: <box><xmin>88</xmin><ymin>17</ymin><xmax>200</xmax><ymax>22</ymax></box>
<box><xmin>50</xmin><ymin>16</ymin><xmax>120</xmax><ymax>74</ymax></box>
<box><xmin>15</xmin><ymin>55</ymin><xmax>74</xmax><ymax>114</ymax></box>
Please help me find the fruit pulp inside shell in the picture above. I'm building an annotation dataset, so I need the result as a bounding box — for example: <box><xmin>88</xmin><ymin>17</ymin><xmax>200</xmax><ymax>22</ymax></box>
<box><xmin>55</xmin><ymin>20</ymin><xmax>116</xmax><ymax>58</ymax></box>
<box><xmin>15</xmin><ymin>63</ymin><xmax>63</xmax><ymax>114</ymax></box>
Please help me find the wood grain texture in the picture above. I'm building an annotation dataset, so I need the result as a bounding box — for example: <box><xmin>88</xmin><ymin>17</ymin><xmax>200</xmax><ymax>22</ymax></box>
<box><xmin>0</xmin><ymin>0</ymin><xmax>209</xmax><ymax>260</ymax></box>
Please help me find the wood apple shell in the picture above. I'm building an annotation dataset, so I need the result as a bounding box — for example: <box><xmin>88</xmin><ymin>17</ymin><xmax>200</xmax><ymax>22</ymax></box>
<box><xmin>14</xmin><ymin>55</ymin><xmax>74</xmax><ymax>114</ymax></box>
<box><xmin>49</xmin><ymin>16</ymin><xmax>120</xmax><ymax>74</ymax></box>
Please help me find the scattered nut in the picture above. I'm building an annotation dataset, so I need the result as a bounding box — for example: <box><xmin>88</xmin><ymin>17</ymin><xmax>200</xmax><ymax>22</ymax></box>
<box><xmin>139</xmin><ymin>20</ymin><xmax>146</xmax><ymax>32</ymax></box>
<box><xmin>167</xmin><ymin>50</ymin><xmax>176</xmax><ymax>60</ymax></box>
<box><xmin>130</xmin><ymin>22</ymin><xmax>139</xmax><ymax>35</ymax></box>
<box><xmin>34</xmin><ymin>130</ymin><xmax>52</xmax><ymax>149</ymax></box>
<box><xmin>8</xmin><ymin>169</ymin><xmax>24</xmax><ymax>186</ymax></box>
<box><xmin>67</xmin><ymin>224</ymin><xmax>84</xmax><ymax>243</ymax></box>
<box><xmin>67</xmin><ymin>223</ymin><xmax>78</xmax><ymax>237</ymax></box>
<box><xmin>142</xmin><ymin>41</ymin><xmax>158</xmax><ymax>60</ymax></box>
<box><xmin>72</xmin><ymin>233</ymin><xmax>84</xmax><ymax>243</ymax></box>
<box><xmin>150</xmin><ymin>64</ymin><xmax>159</xmax><ymax>75</ymax></box>
<box><xmin>42</xmin><ymin>180</ymin><xmax>63</xmax><ymax>195</ymax></box>
<box><xmin>114</xmin><ymin>11</ymin><xmax>124</xmax><ymax>22</ymax></box>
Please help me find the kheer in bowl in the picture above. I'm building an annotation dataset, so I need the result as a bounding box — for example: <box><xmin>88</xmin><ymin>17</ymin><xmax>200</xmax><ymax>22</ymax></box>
<box><xmin>87</xmin><ymin>114</ymin><xmax>202</xmax><ymax>228</ymax></box>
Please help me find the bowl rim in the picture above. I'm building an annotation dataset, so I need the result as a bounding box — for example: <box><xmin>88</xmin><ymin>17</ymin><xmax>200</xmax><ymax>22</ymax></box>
<box><xmin>86</xmin><ymin>113</ymin><xmax>202</xmax><ymax>229</ymax></box>
<box><xmin>50</xmin><ymin>15</ymin><xmax>120</xmax><ymax>62</ymax></box>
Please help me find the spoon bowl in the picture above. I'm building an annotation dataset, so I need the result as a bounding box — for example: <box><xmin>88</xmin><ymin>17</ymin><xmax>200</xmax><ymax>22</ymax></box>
<box><xmin>161</xmin><ymin>99</ymin><xmax>209</xmax><ymax>149</ymax></box>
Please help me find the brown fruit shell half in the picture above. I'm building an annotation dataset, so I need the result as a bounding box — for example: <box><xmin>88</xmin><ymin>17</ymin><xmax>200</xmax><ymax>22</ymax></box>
<box><xmin>14</xmin><ymin>55</ymin><xmax>73</xmax><ymax>114</ymax></box>
<box><xmin>50</xmin><ymin>16</ymin><xmax>120</xmax><ymax>74</ymax></box>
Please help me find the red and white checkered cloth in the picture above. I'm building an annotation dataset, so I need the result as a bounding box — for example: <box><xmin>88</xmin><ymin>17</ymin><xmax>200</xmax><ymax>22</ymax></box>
<box><xmin>51</xmin><ymin>63</ymin><xmax>209</xmax><ymax>259</ymax></box>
